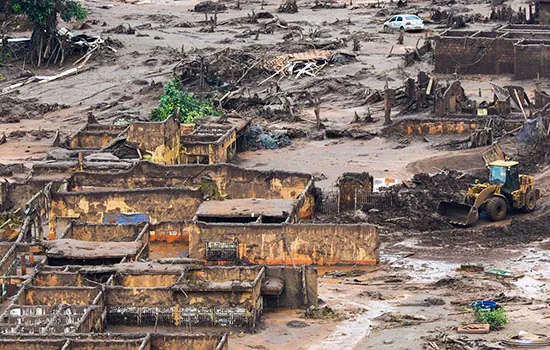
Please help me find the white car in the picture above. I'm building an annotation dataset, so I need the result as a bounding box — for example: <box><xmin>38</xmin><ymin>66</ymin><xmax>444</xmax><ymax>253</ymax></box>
<box><xmin>383</xmin><ymin>14</ymin><xmax>424</xmax><ymax>32</ymax></box>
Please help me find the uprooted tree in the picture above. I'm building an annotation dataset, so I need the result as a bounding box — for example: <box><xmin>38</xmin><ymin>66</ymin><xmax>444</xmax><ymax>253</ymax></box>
<box><xmin>9</xmin><ymin>0</ymin><xmax>88</xmax><ymax>66</ymax></box>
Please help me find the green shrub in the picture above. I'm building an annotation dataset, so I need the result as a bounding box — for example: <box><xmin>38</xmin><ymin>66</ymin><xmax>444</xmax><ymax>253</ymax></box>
<box><xmin>151</xmin><ymin>79</ymin><xmax>218</xmax><ymax>123</ymax></box>
<box><xmin>474</xmin><ymin>307</ymin><xmax>507</xmax><ymax>330</ymax></box>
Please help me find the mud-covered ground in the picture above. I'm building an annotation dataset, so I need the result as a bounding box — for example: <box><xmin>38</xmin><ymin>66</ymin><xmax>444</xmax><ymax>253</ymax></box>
<box><xmin>1</xmin><ymin>0</ymin><xmax>549</xmax><ymax>349</ymax></box>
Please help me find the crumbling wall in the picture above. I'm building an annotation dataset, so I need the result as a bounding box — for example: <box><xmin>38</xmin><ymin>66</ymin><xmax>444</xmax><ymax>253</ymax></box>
<box><xmin>0</xmin><ymin>340</ymin><xmax>66</xmax><ymax>350</ymax></box>
<box><xmin>539</xmin><ymin>1</ymin><xmax>550</xmax><ymax>24</ymax></box>
<box><xmin>33</xmin><ymin>272</ymin><xmax>87</xmax><ymax>287</ymax></box>
<box><xmin>68</xmin><ymin>123</ymin><xmax>127</xmax><ymax>150</ymax></box>
<box><xmin>435</xmin><ymin>32</ymin><xmax>516</xmax><ymax>74</ymax></box>
<box><xmin>104</xmin><ymin>267</ymin><xmax>263</xmax><ymax>327</ymax></box>
<box><xmin>105</xmin><ymin>287</ymin><xmax>258</xmax><ymax>326</ymax></box>
<box><xmin>180</xmin><ymin>129</ymin><xmax>237</xmax><ymax>165</ymax></box>
<box><xmin>264</xmin><ymin>266</ymin><xmax>318</xmax><ymax>308</ymax></box>
<box><xmin>22</xmin><ymin>287</ymin><xmax>100</xmax><ymax>305</ymax></box>
<box><xmin>69</xmin><ymin>131</ymin><xmax>124</xmax><ymax>149</ymax></box>
<box><xmin>49</xmin><ymin>188</ymin><xmax>202</xmax><ymax>237</ymax></box>
<box><xmin>1</xmin><ymin>180</ymin><xmax>57</xmax><ymax>213</ymax></box>
<box><xmin>151</xmin><ymin>334</ymin><xmax>228</xmax><ymax>350</ymax></box>
<box><xmin>0</xmin><ymin>333</ymin><xmax>228</xmax><ymax>350</ymax></box>
<box><xmin>382</xmin><ymin>119</ymin><xmax>481</xmax><ymax>135</ymax></box>
<box><xmin>68</xmin><ymin>162</ymin><xmax>313</xmax><ymax>200</ymax></box>
<box><xmin>514</xmin><ymin>40</ymin><xmax>550</xmax><ymax>79</ymax></box>
<box><xmin>337</xmin><ymin>173</ymin><xmax>373</xmax><ymax>212</ymax></box>
<box><xmin>62</xmin><ymin>222</ymin><xmax>144</xmax><ymax>241</ymax></box>
<box><xmin>126</xmin><ymin>117</ymin><xmax>181</xmax><ymax>165</ymax></box>
<box><xmin>191</xmin><ymin>223</ymin><xmax>379</xmax><ymax>265</ymax></box>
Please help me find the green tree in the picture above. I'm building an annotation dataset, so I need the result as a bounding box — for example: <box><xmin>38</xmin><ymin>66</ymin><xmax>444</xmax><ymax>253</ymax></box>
<box><xmin>152</xmin><ymin>79</ymin><xmax>218</xmax><ymax>123</ymax></box>
<box><xmin>10</xmin><ymin>0</ymin><xmax>87</xmax><ymax>66</ymax></box>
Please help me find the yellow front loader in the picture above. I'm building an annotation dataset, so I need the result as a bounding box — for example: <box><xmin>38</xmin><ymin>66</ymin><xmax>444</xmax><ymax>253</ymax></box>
<box><xmin>437</xmin><ymin>160</ymin><xmax>538</xmax><ymax>226</ymax></box>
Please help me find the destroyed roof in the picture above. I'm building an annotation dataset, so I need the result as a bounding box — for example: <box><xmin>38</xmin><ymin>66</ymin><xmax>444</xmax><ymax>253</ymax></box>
<box><xmin>266</xmin><ymin>50</ymin><xmax>336</xmax><ymax>71</ymax></box>
<box><xmin>40</xmin><ymin>239</ymin><xmax>142</xmax><ymax>259</ymax></box>
<box><xmin>195</xmin><ymin>198</ymin><xmax>297</xmax><ymax>218</ymax></box>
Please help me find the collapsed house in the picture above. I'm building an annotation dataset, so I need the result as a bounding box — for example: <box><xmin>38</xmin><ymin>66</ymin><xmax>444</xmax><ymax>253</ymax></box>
<box><xmin>434</xmin><ymin>25</ymin><xmax>550</xmax><ymax>79</ymax></box>
<box><xmin>63</xmin><ymin>115</ymin><xmax>248</xmax><ymax>165</ymax></box>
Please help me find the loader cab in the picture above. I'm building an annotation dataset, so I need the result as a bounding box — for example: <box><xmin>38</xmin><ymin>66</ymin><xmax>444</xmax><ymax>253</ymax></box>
<box><xmin>488</xmin><ymin>160</ymin><xmax>520</xmax><ymax>194</ymax></box>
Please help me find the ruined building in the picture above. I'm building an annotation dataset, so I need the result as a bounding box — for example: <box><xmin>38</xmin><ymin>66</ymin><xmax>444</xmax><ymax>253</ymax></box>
<box><xmin>0</xmin><ymin>117</ymin><xmax>380</xmax><ymax>349</ymax></box>
<box><xmin>434</xmin><ymin>25</ymin><xmax>550</xmax><ymax>79</ymax></box>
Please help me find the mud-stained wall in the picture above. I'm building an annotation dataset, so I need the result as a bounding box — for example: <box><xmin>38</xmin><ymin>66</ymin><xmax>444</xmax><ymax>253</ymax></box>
<box><xmin>68</xmin><ymin>162</ymin><xmax>313</xmax><ymax>200</ymax></box>
<box><xmin>1</xmin><ymin>179</ymin><xmax>58</xmax><ymax>213</ymax></box>
<box><xmin>181</xmin><ymin>129</ymin><xmax>237</xmax><ymax>165</ymax></box>
<box><xmin>105</xmin><ymin>286</ymin><xmax>261</xmax><ymax>327</ymax></box>
<box><xmin>337</xmin><ymin>173</ymin><xmax>373</xmax><ymax>212</ymax></box>
<box><xmin>191</xmin><ymin>223</ymin><xmax>379</xmax><ymax>265</ymax></box>
<box><xmin>0</xmin><ymin>340</ymin><xmax>66</xmax><ymax>350</ymax></box>
<box><xmin>22</xmin><ymin>287</ymin><xmax>100</xmax><ymax>305</ymax></box>
<box><xmin>150</xmin><ymin>221</ymin><xmax>194</xmax><ymax>242</ymax></box>
<box><xmin>265</xmin><ymin>266</ymin><xmax>318</xmax><ymax>308</ymax></box>
<box><xmin>33</xmin><ymin>272</ymin><xmax>87</xmax><ymax>287</ymax></box>
<box><xmin>68</xmin><ymin>123</ymin><xmax>127</xmax><ymax>150</ymax></box>
<box><xmin>69</xmin><ymin>131</ymin><xmax>122</xmax><ymax>149</ymax></box>
<box><xmin>435</xmin><ymin>34</ymin><xmax>516</xmax><ymax>74</ymax></box>
<box><xmin>151</xmin><ymin>334</ymin><xmax>228</xmax><ymax>350</ymax></box>
<box><xmin>0</xmin><ymin>334</ymin><xmax>227</xmax><ymax>350</ymax></box>
<box><xmin>382</xmin><ymin>119</ymin><xmax>481</xmax><ymax>136</ymax></box>
<box><xmin>115</xmin><ymin>273</ymin><xmax>180</xmax><ymax>287</ymax></box>
<box><xmin>540</xmin><ymin>2</ymin><xmax>550</xmax><ymax>25</ymax></box>
<box><xmin>49</xmin><ymin>188</ymin><xmax>202</xmax><ymax>236</ymax></box>
<box><xmin>62</xmin><ymin>222</ymin><xmax>144</xmax><ymax>241</ymax></box>
<box><xmin>69</xmin><ymin>341</ymin><xmax>141</xmax><ymax>350</ymax></box>
<box><xmin>105</xmin><ymin>267</ymin><xmax>263</xmax><ymax>327</ymax></box>
<box><xmin>126</xmin><ymin>117</ymin><xmax>181</xmax><ymax>165</ymax></box>
<box><xmin>514</xmin><ymin>41</ymin><xmax>550</xmax><ymax>79</ymax></box>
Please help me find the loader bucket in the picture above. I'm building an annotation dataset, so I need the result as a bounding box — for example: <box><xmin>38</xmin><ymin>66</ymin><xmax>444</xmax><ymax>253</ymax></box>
<box><xmin>437</xmin><ymin>201</ymin><xmax>479</xmax><ymax>226</ymax></box>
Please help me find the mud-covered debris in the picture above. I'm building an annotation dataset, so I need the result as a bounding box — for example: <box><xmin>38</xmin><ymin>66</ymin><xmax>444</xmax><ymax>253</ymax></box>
<box><xmin>425</xmin><ymin>297</ymin><xmax>446</xmax><ymax>305</ymax></box>
<box><xmin>105</xmin><ymin>23</ymin><xmax>135</xmax><ymax>34</ymax></box>
<box><xmin>305</xmin><ymin>305</ymin><xmax>337</xmax><ymax>319</ymax></box>
<box><xmin>193</xmin><ymin>1</ymin><xmax>227</xmax><ymax>13</ymax></box>
<box><xmin>279</xmin><ymin>0</ymin><xmax>298</xmax><ymax>13</ymax></box>
<box><xmin>312</xmin><ymin>0</ymin><xmax>347</xmax><ymax>9</ymax></box>
<box><xmin>47</xmin><ymin>148</ymin><xmax>73</xmax><ymax>161</ymax></box>
<box><xmin>359</xmin><ymin>290</ymin><xmax>384</xmax><ymax>299</ymax></box>
<box><xmin>240</xmin><ymin>125</ymin><xmax>291</xmax><ymax>151</ymax></box>
<box><xmin>0</xmin><ymin>97</ymin><xmax>68</xmax><ymax>121</ymax></box>
<box><xmin>456</xmin><ymin>264</ymin><xmax>484</xmax><ymax>273</ymax></box>
<box><xmin>287</xmin><ymin>320</ymin><xmax>310</xmax><ymax>328</ymax></box>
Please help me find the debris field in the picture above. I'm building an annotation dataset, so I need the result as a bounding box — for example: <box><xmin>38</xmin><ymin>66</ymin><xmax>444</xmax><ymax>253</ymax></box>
<box><xmin>0</xmin><ymin>0</ymin><xmax>549</xmax><ymax>349</ymax></box>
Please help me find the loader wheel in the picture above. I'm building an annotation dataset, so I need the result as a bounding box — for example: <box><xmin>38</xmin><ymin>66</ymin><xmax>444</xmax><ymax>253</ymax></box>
<box><xmin>522</xmin><ymin>190</ymin><xmax>537</xmax><ymax>212</ymax></box>
<box><xmin>486</xmin><ymin>197</ymin><xmax>507</xmax><ymax>221</ymax></box>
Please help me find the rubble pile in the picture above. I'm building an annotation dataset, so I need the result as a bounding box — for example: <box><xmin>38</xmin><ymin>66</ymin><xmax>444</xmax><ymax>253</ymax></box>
<box><xmin>240</xmin><ymin>125</ymin><xmax>292</xmax><ymax>150</ymax></box>
<box><xmin>0</xmin><ymin>96</ymin><xmax>69</xmax><ymax>122</ymax></box>
<box><xmin>173</xmin><ymin>48</ymin><xmax>268</xmax><ymax>91</ymax></box>
<box><xmin>360</xmin><ymin>170</ymin><xmax>482</xmax><ymax>230</ymax></box>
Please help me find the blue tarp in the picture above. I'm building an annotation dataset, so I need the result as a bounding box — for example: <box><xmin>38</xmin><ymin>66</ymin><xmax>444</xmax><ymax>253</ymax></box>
<box><xmin>103</xmin><ymin>213</ymin><xmax>149</xmax><ymax>225</ymax></box>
